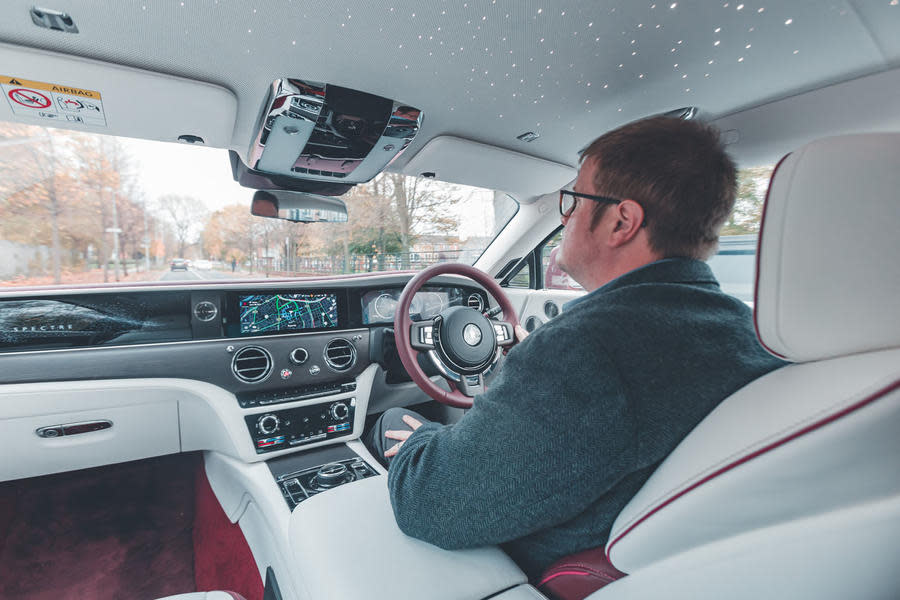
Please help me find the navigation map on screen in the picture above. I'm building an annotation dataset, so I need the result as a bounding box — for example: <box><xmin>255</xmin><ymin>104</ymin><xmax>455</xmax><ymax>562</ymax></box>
<box><xmin>239</xmin><ymin>293</ymin><xmax>338</xmax><ymax>334</ymax></box>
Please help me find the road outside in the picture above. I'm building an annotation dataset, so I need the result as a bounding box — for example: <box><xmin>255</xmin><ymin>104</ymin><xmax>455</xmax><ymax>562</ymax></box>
<box><xmin>157</xmin><ymin>268</ymin><xmax>244</xmax><ymax>281</ymax></box>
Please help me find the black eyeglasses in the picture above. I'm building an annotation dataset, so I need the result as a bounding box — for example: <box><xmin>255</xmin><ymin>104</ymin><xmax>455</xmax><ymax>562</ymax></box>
<box><xmin>559</xmin><ymin>189</ymin><xmax>622</xmax><ymax>217</ymax></box>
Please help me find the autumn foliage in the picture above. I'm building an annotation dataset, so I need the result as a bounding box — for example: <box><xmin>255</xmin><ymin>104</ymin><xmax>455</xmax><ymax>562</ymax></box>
<box><xmin>0</xmin><ymin>123</ymin><xmax>172</xmax><ymax>283</ymax></box>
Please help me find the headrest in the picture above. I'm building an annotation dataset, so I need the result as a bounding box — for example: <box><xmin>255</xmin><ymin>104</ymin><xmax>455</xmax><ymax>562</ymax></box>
<box><xmin>755</xmin><ymin>133</ymin><xmax>900</xmax><ymax>362</ymax></box>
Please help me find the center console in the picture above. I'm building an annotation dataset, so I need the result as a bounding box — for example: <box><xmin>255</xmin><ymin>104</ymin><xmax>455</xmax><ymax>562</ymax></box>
<box><xmin>243</xmin><ymin>393</ymin><xmax>359</xmax><ymax>454</ymax></box>
<box><xmin>287</xmin><ymin>473</ymin><xmax>529</xmax><ymax>600</ymax></box>
<box><xmin>266</xmin><ymin>442</ymin><xmax>379</xmax><ymax>508</ymax></box>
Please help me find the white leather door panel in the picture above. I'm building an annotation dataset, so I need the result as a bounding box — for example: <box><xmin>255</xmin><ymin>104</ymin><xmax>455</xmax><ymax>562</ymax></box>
<box><xmin>504</xmin><ymin>288</ymin><xmax>584</xmax><ymax>332</ymax></box>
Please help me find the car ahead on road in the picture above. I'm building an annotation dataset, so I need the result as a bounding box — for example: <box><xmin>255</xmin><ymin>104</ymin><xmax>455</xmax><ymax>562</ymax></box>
<box><xmin>194</xmin><ymin>259</ymin><xmax>213</xmax><ymax>270</ymax></box>
<box><xmin>0</xmin><ymin>3</ymin><xmax>897</xmax><ymax>600</ymax></box>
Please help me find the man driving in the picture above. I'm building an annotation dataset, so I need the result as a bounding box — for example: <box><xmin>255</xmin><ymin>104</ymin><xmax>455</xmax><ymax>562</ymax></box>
<box><xmin>364</xmin><ymin>116</ymin><xmax>785</xmax><ymax>579</ymax></box>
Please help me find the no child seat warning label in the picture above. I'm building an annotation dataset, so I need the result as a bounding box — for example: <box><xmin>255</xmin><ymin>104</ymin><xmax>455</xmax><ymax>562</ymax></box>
<box><xmin>2</xmin><ymin>75</ymin><xmax>107</xmax><ymax>127</ymax></box>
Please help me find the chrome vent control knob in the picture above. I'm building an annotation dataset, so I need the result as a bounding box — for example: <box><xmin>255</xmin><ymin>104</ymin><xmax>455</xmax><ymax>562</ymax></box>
<box><xmin>257</xmin><ymin>413</ymin><xmax>280</xmax><ymax>435</ymax></box>
<box><xmin>330</xmin><ymin>402</ymin><xmax>349</xmax><ymax>420</ymax></box>
<box><xmin>290</xmin><ymin>347</ymin><xmax>309</xmax><ymax>364</ymax></box>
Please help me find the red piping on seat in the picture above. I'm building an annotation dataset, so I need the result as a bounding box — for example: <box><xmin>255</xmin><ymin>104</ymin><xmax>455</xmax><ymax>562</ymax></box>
<box><xmin>752</xmin><ymin>152</ymin><xmax>791</xmax><ymax>360</ymax></box>
<box><xmin>540</xmin><ymin>570</ymin><xmax>594</xmax><ymax>584</ymax></box>
<box><xmin>605</xmin><ymin>378</ymin><xmax>900</xmax><ymax>562</ymax></box>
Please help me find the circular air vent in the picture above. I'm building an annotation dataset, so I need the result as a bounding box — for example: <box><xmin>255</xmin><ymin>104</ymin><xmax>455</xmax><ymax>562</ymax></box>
<box><xmin>524</xmin><ymin>316</ymin><xmax>543</xmax><ymax>333</ymax></box>
<box><xmin>231</xmin><ymin>346</ymin><xmax>273</xmax><ymax>383</ymax></box>
<box><xmin>466</xmin><ymin>293</ymin><xmax>484</xmax><ymax>312</ymax></box>
<box><xmin>323</xmin><ymin>338</ymin><xmax>357</xmax><ymax>372</ymax></box>
<box><xmin>544</xmin><ymin>301</ymin><xmax>560</xmax><ymax>319</ymax></box>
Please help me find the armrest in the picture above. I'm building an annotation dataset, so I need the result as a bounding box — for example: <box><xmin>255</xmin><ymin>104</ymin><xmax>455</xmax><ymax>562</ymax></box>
<box><xmin>289</xmin><ymin>475</ymin><xmax>527</xmax><ymax>600</ymax></box>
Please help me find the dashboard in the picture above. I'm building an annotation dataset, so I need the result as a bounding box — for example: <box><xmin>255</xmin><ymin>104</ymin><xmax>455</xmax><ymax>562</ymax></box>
<box><xmin>0</xmin><ymin>272</ymin><xmax>520</xmax><ymax>600</ymax></box>
<box><xmin>0</xmin><ymin>273</ymin><xmax>497</xmax><ymax>504</ymax></box>
<box><xmin>0</xmin><ymin>274</ymin><xmax>489</xmax><ymax>463</ymax></box>
<box><xmin>0</xmin><ymin>280</ymin><xmax>487</xmax><ymax>354</ymax></box>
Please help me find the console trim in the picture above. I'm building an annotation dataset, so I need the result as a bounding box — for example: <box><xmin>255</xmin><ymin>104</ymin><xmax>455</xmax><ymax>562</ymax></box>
<box><xmin>0</xmin><ymin>327</ymin><xmax>370</xmax><ymax>358</ymax></box>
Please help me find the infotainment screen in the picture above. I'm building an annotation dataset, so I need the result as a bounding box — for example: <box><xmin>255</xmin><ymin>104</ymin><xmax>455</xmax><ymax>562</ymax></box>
<box><xmin>239</xmin><ymin>293</ymin><xmax>338</xmax><ymax>334</ymax></box>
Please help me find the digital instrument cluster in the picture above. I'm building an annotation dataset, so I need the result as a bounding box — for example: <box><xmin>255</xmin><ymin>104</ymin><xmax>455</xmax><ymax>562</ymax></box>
<box><xmin>361</xmin><ymin>287</ymin><xmax>469</xmax><ymax>324</ymax></box>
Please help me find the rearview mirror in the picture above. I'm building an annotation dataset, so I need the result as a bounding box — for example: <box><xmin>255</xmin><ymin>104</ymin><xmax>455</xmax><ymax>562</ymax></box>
<box><xmin>251</xmin><ymin>190</ymin><xmax>349</xmax><ymax>223</ymax></box>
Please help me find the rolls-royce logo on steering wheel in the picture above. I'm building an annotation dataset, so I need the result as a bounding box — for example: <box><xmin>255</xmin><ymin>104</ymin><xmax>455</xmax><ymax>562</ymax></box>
<box><xmin>463</xmin><ymin>323</ymin><xmax>482</xmax><ymax>346</ymax></box>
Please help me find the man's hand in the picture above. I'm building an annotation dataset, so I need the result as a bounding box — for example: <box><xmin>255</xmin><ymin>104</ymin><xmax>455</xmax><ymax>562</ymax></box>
<box><xmin>384</xmin><ymin>414</ymin><xmax>423</xmax><ymax>458</ymax></box>
<box><xmin>515</xmin><ymin>324</ymin><xmax>529</xmax><ymax>342</ymax></box>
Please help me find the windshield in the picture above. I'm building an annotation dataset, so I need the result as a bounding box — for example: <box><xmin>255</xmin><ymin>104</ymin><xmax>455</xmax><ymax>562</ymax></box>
<box><xmin>0</xmin><ymin>124</ymin><xmax>517</xmax><ymax>287</ymax></box>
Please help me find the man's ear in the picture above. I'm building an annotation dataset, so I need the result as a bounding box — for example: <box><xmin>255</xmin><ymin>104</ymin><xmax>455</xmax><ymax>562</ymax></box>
<box><xmin>608</xmin><ymin>199</ymin><xmax>646</xmax><ymax>247</ymax></box>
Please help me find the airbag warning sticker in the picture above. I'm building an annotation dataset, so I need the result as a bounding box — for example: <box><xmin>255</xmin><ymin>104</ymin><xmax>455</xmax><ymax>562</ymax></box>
<box><xmin>2</xmin><ymin>76</ymin><xmax>106</xmax><ymax>127</ymax></box>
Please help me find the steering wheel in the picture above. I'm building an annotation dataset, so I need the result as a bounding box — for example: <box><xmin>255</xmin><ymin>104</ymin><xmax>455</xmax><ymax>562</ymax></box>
<box><xmin>393</xmin><ymin>263</ymin><xmax>520</xmax><ymax>408</ymax></box>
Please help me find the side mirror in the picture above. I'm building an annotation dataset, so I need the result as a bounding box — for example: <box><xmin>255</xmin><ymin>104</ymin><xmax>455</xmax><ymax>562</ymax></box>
<box><xmin>251</xmin><ymin>190</ymin><xmax>349</xmax><ymax>223</ymax></box>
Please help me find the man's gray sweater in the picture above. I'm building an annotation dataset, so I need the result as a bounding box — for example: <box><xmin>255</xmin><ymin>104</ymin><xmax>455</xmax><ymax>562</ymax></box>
<box><xmin>387</xmin><ymin>258</ymin><xmax>785</xmax><ymax>579</ymax></box>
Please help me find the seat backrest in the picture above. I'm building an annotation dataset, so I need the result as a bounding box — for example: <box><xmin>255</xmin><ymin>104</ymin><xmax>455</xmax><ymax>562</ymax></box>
<box><xmin>155</xmin><ymin>592</ymin><xmax>246</xmax><ymax>600</ymax></box>
<box><xmin>603</xmin><ymin>133</ymin><xmax>900</xmax><ymax>575</ymax></box>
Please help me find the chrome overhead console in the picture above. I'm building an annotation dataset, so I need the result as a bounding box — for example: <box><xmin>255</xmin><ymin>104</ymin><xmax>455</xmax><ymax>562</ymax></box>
<box><xmin>243</xmin><ymin>79</ymin><xmax>423</xmax><ymax>188</ymax></box>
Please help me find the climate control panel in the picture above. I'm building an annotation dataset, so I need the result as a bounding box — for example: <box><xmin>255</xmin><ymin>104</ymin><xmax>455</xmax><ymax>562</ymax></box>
<box><xmin>245</xmin><ymin>398</ymin><xmax>356</xmax><ymax>454</ymax></box>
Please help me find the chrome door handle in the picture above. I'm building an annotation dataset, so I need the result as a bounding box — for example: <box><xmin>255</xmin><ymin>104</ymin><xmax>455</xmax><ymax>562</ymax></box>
<box><xmin>36</xmin><ymin>420</ymin><xmax>113</xmax><ymax>438</ymax></box>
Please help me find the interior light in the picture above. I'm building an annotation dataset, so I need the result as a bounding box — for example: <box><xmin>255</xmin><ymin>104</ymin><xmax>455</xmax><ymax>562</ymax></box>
<box><xmin>29</xmin><ymin>6</ymin><xmax>79</xmax><ymax>33</ymax></box>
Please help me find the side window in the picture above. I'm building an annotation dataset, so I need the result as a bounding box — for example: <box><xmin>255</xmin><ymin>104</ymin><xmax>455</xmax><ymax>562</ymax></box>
<box><xmin>709</xmin><ymin>165</ymin><xmax>773</xmax><ymax>303</ymax></box>
<box><xmin>506</xmin><ymin>261</ymin><xmax>531</xmax><ymax>288</ymax></box>
<box><xmin>541</xmin><ymin>230</ymin><xmax>581</xmax><ymax>290</ymax></box>
<box><xmin>501</xmin><ymin>228</ymin><xmax>582</xmax><ymax>290</ymax></box>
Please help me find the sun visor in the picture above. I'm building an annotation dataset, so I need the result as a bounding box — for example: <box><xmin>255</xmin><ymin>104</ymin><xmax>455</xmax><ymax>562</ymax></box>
<box><xmin>401</xmin><ymin>136</ymin><xmax>576</xmax><ymax>200</ymax></box>
<box><xmin>245</xmin><ymin>79</ymin><xmax>423</xmax><ymax>187</ymax></box>
<box><xmin>0</xmin><ymin>42</ymin><xmax>236</xmax><ymax>147</ymax></box>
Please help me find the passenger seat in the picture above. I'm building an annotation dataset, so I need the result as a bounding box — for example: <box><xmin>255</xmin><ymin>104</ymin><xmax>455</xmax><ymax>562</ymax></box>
<box><xmin>156</xmin><ymin>592</ymin><xmax>247</xmax><ymax>600</ymax></box>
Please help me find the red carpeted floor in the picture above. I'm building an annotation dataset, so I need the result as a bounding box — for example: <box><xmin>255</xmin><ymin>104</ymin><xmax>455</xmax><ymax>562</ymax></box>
<box><xmin>0</xmin><ymin>453</ymin><xmax>263</xmax><ymax>600</ymax></box>
<box><xmin>193</xmin><ymin>460</ymin><xmax>263</xmax><ymax>600</ymax></box>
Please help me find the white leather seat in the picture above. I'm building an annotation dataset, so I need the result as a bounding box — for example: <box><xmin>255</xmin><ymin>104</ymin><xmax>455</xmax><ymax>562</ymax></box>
<box><xmin>591</xmin><ymin>133</ymin><xmax>900</xmax><ymax>599</ymax></box>
<box><xmin>155</xmin><ymin>592</ymin><xmax>245</xmax><ymax>600</ymax></box>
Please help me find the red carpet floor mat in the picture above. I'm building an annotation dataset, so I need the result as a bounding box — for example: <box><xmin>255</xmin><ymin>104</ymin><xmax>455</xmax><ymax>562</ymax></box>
<box><xmin>0</xmin><ymin>453</ymin><xmax>198</xmax><ymax>600</ymax></box>
<box><xmin>193</xmin><ymin>462</ymin><xmax>263</xmax><ymax>600</ymax></box>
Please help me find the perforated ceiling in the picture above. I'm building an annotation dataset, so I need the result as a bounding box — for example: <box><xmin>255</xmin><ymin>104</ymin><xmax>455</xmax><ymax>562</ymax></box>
<box><xmin>0</xmin><ymin>1</ymin><xmax>898</xmax><ymax>170</ymax></box>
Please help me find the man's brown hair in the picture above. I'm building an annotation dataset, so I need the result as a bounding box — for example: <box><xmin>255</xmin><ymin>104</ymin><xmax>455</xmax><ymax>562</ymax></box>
<box><xmin>581</xmin><ymin>116</ymin><xmax>737</xmax><ymax>260</ymax></box>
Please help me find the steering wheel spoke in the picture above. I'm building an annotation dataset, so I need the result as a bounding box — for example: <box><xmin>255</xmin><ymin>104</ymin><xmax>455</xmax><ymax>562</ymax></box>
<box><xmin>426</xmin><ymin>349</ymin><xmax>462</xmax><ymax>383</ymax></box>
<box><xmin>492</xmin><ymin>320</ymin><xmax>516</xmax><ymax>347</ymax></box>
<box><xmin>409</xmin><ymin>320</ymin><xmax>437</xmax><ymax>351</ymax></box>
<box><xmin>457</xmin><ymin>372</ymin><xmax>485</xmax><ymax>397</ymax></box>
